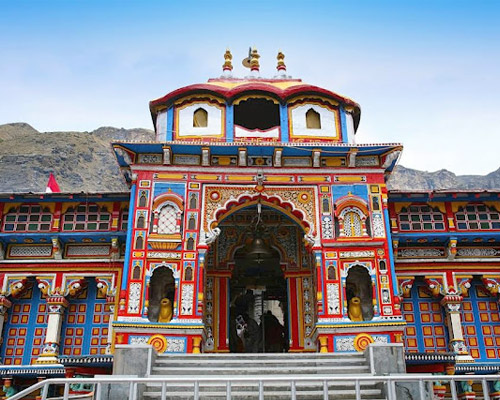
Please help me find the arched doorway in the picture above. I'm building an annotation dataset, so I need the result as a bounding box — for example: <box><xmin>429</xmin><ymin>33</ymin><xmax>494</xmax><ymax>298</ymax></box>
<box><xmin>203</xmin><ymin>201</ymin><xmax>314</xmax><ymax>353</ymax></box>
<box><xmin>230</xmin><ymin>242</ymin><xmax>287</xmax><ymax>353</ymax></box>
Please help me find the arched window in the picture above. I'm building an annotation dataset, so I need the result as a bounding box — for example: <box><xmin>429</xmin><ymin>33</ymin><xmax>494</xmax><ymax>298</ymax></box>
<box><xmin>327</xmin><ymin>265</ymin><xmax>336</xmax><ymax>280</ymax></box>
<box><xmin>184</xmin><ymin>266</ymin><xmax>193</xmax><ymax>281</ymax></box>
<box><xmin>132</xmin><ymin>265</ymin><xmax>141</xmax><ymax>280</ymax></box>
<box><xmin>188</xmin><ymin>215</ymin><xmax>196</xmax><ymax>230</ymax></box>
<box><xmin>62</xmin><ymin>204</ymin><xmax>110</xmax><ymax>231</ymax></box>
<box><xmin>158</xmin><ymin>204</ymin><xmax>179</xmax><ymax>234</ymax></box>
<box><xmin>138</xmin><ymin>192</ymin><xmax>147</xmax><ymax>208</ymax></box>
<box><xmin>193</xmin><ymin>108</ymin><xmax>208</xmax><ymax>127</ymax></box>
<box><xmin>455</xmin><ymin>204</ymin><xmax>500</xmax><ymax>230</ymax></box>
<box><xmin>135</xmin><ymin>235</ymin><xmax>144</xmax><ymax>249</ymax></box>
<box><xmin>398</xmin><ymin>205</ymin><xmax>445</xmax><ymax>231</ymax></box>
<box><xmin>151</xmin><ymin>193</ymin><xmax>184</xmax><ymax>236</ymax></box>
<box><xmin>343</xmin><ymin>211</ymin><xmax>363</xmax><ymax>237</ymax></box>
<box><xmin>137</xmin><ymin>213</ymin><xmax>145</xmax><ymax>229</ymax></box>
<box><xmin>322</xmin><ymin>198</ymin><xmax>330</xmax><ymax>213</ymax></box>
<box><xmin>2</xmin><ymin>204</ymin><xmax>52</xmax><ymax>232</ymax></box>
<box><xmin>306</xmin><ymin>108</ymin><xmax>321</xmax><ymax>129</ymax></box>
<box><xmin>186</xmin><ymin>237</ymin><xmax>195</xmax><ymax>251</ymax></box>
<box><xmin>189</xmin><ymin>194</ymin><xmax>197</xmax><ymax>209</ymax></box>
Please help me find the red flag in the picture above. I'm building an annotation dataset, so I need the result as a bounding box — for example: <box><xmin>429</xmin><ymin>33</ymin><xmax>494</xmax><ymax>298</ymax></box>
<box><xmin>45</xmin><ymin>173</ymin><xmax>61</xmax><ymax>193</ymax></box>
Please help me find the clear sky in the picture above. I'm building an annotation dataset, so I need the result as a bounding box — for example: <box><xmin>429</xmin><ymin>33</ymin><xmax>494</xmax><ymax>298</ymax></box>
<box><xmin>1</xmin><ymin>0</ymin><xmax>499</xmax><ymax>175</ymax></box>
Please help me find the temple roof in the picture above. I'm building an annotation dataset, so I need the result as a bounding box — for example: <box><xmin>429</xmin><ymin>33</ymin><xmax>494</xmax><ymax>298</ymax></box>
<box><xmin>149</xmin><ymin>78</ymin><xmax>361</xmax><ymax>130</ymax></box>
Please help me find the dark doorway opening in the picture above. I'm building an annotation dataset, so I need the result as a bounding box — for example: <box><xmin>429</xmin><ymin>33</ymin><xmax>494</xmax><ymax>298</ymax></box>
<box><xmin>229</xmin><ymin>245</ymin><xmax>288</xmax><ymax>353</ymax></box>
<box><xmin>234</xmin><ymin>98</ymin><xmax>280</xmax><ymax>131</ymax></box>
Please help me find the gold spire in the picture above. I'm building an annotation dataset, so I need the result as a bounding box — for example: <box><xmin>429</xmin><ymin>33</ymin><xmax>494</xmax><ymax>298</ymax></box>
<box><xmin>222</xmin><ymin>48</ymin><xmax>233</xmax><ymax>72</ymax></box>
<box><xmin>276</xmin><ymin>50</ymin><xmax>286</xmax><ymax>72</ymax></box>
<box><xmin>250</xmin><ymin>46</ymin><xmax>260</xmax><ymax>72</ymax></box>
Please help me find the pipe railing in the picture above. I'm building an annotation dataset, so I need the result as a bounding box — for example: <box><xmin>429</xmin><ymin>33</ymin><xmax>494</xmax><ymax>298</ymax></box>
<box><xmin>7</xmin><ymin>374</ymin><xmax>500</xmax><ymax>400</ymax></box>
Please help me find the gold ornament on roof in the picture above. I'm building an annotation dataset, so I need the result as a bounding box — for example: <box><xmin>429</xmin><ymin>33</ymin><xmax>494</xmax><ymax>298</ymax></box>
<box><xmin>277</xmin><ymin>50</ymin><xmax>286</xmax><ymax>71</ymax></box>
<box><xmin>250</xmin><ymin>46</ymin><xmax>260</xmax><ymax>71</ymax></box>
<box><xmin>222</xmin><ymin>48</ymin><xmax>233</xmax><ymax>71</ymax></box>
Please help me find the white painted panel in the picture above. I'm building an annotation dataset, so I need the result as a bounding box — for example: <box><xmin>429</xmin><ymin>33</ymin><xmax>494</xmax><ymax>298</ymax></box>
<box><xmin>177</xmin><ymin>103</ymin><xmax>223</xmax><ymax>137</ymax></box>
<box><xmin>234</xmin><ymin>126</ymin><xmax>280</xmax><ymax>139</ymax></box>
<box><xmin>346</xmin><ymin>112</ymin><xmax>356</xmax><ymax>144</ymax></box>
<box><xmin>156</xmin><ymin>111</ymin><xmax>167</xmax><ymax>141</ymax></box>
<box><xmin>291</xmin><ymin>104</ymin><xmax>338</xmax><ymax>139</ymax></box>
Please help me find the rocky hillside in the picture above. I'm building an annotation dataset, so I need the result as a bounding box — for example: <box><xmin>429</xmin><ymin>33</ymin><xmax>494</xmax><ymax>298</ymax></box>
<box><xmin>0</xmin><ymin>123</ymin><xmax>154</xmax><ymax>193</ymax></box>
<box><xmin>1</xmin><ymin>123</ymin><xmax>499</xmax><ymax>193</ymax></box>
<box><xmin>387</xmin><ymin>165</ymin><xmax>500</xmax><ymax>191</ymax></box>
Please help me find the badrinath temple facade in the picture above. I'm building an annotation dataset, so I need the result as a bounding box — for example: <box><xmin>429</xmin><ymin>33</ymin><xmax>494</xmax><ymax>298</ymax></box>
<box><xmin>0</xmin><ymin>49</ymin><xmax>499</xmax><ymax>395</ymax></box>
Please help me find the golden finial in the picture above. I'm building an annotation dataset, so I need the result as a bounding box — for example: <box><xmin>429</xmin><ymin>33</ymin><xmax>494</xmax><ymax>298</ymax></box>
<box><xmin>277</xmin><ymin>50</ymin><xmax>286</xmax><ymax>72</ymax></box>
<box><xmin>250</xmin><ymin>46</ymin><xmax>260</xmax><ymax>72</ymax></box>
<box><xmin>222</xmin><ymin>48</ymin><xmax>233</xmax><ymax>72</ymax></box>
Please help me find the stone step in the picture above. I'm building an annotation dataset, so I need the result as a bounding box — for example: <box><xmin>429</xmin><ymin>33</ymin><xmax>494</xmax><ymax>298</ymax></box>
<box><xmin>144</xmin><ymin>380</ymin><xmax>382</xmax><ymax>391</ymax></box>
<box><xmin>155</xmin><ymin>356</ymin><xmax>365</xmax><ymax>364</ymax></box>
<box><xmin>151</xmin><ymin>364</ymin><xmax>371</xmax><ymax>375</ymax></box>
<box><xmin>155</xmin><ymin>352</ymin><xmax>365</xmax><ymax>361</ymax></box>
<box><xmin>143</xmin><ymin>388</ymin><xmax>385</xmax><ymax>400</ymax></box>
<box><xmin>154</xmin><ymin>358</ymin><xmax>367</xmax><ymax>368</ymax></box>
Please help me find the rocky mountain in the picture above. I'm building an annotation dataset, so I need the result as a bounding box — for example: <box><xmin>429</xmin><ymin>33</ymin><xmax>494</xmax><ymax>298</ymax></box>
<box><xmin>0</xmin><ymin>123</ymin><xmax>154</xmax><ymax>193</ymax></box>
<box><xmin>1</xmin><ymin>123</ymin><xmax>499</xmax><ymax>193</ymax></box>
<box><xmin>387</xmin><ymin>165</ymin><xmax>500</xmax><ymax>191</ymax></box>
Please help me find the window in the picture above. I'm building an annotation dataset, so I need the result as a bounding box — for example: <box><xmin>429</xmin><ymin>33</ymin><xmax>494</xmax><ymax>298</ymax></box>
<box><xmin>137</xmin><ymin>213</ymin><xmax>145</xmax><ymax>229</ymax></box>
<box><xmin>189</xmin><ymin>194</ymin><xmax>197</xmax><ymax>209</ymax></box>
<box><xmin>193</xmin><ymin>108</ymin><xmax>208</xmax><ymax>127</ymax></box>
<box><xmin>306</xmin><ymin>108</ymin><xmax>321</xmax><ymax>129</ymax></box>
<box><xmin>322</xmin><ymin>198</ymin><xmax>330</xmax><ymax>213</ymax></box>
<box><xmin>135</xmin><ymin>235</ymin><xmax>144</xmax><ymax>249</ymax></box>
<box><xmin>234</xmin><ymin>98</ymin><xmax>279</xmax><ymax>130</ymax></box>
<box><xmin>138</xmin><ymin>192</ymin><xmax>147</xmax><ymax>207</ymax></box>
<box><xmin>188</xmin><ymin>215</ymin><xmax>196</xmax><ymax>230</ymax></box>
<box><xmin>120</xmin><ymin>210</ymin><xmax>129</xmax><ymax>231</ymax></box>
<box><xmin>62</xmin><ymin>204</ymin><xmax>110</xmax><ymax>231</ymax></box>
<box><xmin>398</xmin><ymin>205</ymin><xmax>445</xmax><ymax>231</ymax></box>
<box><xmin>343</xmin><ymin>211</ymin><xmax>363</xmax><ymax>237</ymax></box>
<box><xmin>455</xmin><ymin>204</ymin><xmax>500</xmax><ymax>230</ymax></box>
<box><xmin>186</xmin><ymin>237</ymin><xmax>195</xmax><ymax>250</ymax></box>
<box><xmin>132</xmin><ymin>265</ymin><xmax>141</xmax><ymax>280</ymax></box>
<box><xmin>2</xmin><ymin>205</ymin><xmax>52</xmax><ymax>232</ymax></box>
<box><xmin>158</xmin><ymin>205</ymin><xmax>178</xmax><ymax>234</ymax></box>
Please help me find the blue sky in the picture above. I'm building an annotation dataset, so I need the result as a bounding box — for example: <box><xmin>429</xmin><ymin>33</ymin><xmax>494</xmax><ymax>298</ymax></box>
<box><xmin>1</xmin><ymin>0</ymin><xmax>499</xmax><ymax>175</ymax></box>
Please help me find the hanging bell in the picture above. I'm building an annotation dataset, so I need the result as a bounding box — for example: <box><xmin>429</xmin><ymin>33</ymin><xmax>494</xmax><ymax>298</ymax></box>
<box><xmin>247</xmin><ymin>237</ymin><xmax>273</xmax><ymax>259</ymax></box>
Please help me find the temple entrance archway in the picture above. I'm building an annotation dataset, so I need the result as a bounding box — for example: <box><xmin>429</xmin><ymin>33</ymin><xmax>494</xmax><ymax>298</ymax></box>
<box><xmin>203</xmin><ymin>199</ymin><xmax>315</xmax><ymax>353</ymax></box>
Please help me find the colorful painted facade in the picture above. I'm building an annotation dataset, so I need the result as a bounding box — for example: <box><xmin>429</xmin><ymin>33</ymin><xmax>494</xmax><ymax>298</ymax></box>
<box><xmin>0</xmin><ymin>49</ymin><xmax>499</xmax><ymax>389</ymax></box>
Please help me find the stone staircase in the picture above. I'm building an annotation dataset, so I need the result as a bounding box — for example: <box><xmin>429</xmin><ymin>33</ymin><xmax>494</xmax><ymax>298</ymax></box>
<box><xmin>142</xmin><ymin>352</ymin><xmax>387</xmax><ymax>399</ymax></box>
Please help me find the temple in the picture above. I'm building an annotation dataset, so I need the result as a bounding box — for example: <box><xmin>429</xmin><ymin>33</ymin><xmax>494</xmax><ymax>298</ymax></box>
<box><xmin>0</xmin><ymin>48</ymin><xmax>499</xmax><ymax>394</ymax></box>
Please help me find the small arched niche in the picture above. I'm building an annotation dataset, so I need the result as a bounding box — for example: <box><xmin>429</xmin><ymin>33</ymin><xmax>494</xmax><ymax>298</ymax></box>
<box><xmin>345</xmin><ymin>265</ymin><xmax>374</xmax><ymax>321</ymax></box>
<box><xmin>193</xmin><ymin>108</ymin><xmax>208</xmax><ymax>127</ymax></box>
<box><xmin>306</xmin><ymin>108</ymin><xmax>321</xmax><ymax>129</ymax></box>
<box><xmin>148</xmin><ymin>267</ymin><xmax>175</xmax><ymax>322</ymax></box>
<box><xmin>138</xmin><ymin>191</ymin><xmax>147</xmax><ymax>207</ymax></box>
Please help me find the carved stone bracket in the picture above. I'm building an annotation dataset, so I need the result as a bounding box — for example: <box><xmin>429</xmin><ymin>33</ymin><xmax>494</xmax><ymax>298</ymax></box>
<box><xmin>397</xmin><ymin>277</ymin><xmax>415</xmax><ymax>298</ymax></box>
<box><xmin>424</xmin><ymin>277</ymin><xmax>444</xmax><ymax>297</ymax></box>
<box><xmin>482</xmin><ymin>276</ymin><xmax>500</xmax><ymax>298</ymax></box>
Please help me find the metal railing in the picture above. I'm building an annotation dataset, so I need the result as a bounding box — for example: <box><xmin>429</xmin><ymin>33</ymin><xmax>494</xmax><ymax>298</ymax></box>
<box><xmin>7</xmin><ymin>374</ymin><xmax>500</xmax><ymax>400</ymax></box>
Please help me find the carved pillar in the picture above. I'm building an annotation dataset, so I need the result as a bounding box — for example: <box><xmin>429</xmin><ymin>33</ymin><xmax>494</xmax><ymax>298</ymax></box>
<box><xmin>36</xmin><ymin>296</ymin><xmax>68</xmax><ymax>364</ymax></box>
<box><xmin>313</xmin><ymin>250</ymin><xmax>324</xmax><ymax>315</ymax></box>
<box><xmin>440</xmin><ymin>295</ymin><xmax>473</xmax><ymax>362</ymax></box>
<box><xmin>51</xmin><ymin>238</ymin><xmax>62</xmax><ymax>260</ymax></box>
<box><xmin>106</xmin><ymin>303</ymin><xmax>115</xmax><ymax>354</ymax></box>
<box><xmin>152</xmin><ymin>210</ymin><xmax>159</xmax><ymax>233</ymax></box>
